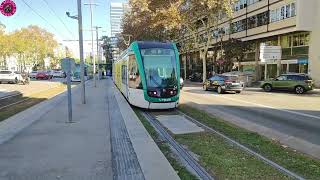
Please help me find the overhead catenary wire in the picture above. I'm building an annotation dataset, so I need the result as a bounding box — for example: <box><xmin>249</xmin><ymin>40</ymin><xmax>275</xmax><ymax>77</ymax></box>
<box><xmin>20</xmin><ymin>0</ymin><xmax>68</xmax><ymax>39</ymax></box>
<box><xmin>41</xmin><ymin>0</ymin><xmax>76</xmax><ymax>39</ymax></box>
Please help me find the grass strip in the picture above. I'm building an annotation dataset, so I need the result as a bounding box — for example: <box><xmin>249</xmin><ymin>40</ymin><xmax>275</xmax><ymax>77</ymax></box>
<box><xmin>0</xmin><ymin>85</ymin><xmax>66</xmax><ymax>122</ymax></box>
<box><xmin>175</xmin><ymin>133</ymin><xmax>290</xmax><ymax>179</ymax></box>
<box><xmin>179</xmin><ymin>104</ymin><xmax>320</xmax><ymax>179</ymax></box>
<box><xmin>133</xmin><ymin>108</ymin><xmax>198</xmax><ymax>180</ymax></box>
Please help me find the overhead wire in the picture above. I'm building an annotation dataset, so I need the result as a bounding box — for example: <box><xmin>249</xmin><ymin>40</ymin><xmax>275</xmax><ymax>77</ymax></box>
<box><xmin>19</xmin><ymin>0</ymin><xmax>68</xmax><ymax>39</ymax></box>
<box><xmin>41</xmin><ymin>0</ymin><xmax>76</xmax><ymax>39</ymax></box>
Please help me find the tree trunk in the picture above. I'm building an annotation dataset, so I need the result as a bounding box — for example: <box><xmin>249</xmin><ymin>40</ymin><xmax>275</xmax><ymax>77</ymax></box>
<box><xmin>201</xmin><ymin>49</ymin><xmax>208</xmax><ymax>83</ymax></box>
<box><xmin>238</xmin><ymin>59</ymin><xmax>242</xmax><ymax>72</ymax></box>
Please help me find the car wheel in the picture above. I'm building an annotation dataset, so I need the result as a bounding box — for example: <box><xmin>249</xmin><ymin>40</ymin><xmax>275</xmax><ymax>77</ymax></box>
<box><xmin>235</xmin><ymin>91</ymin><xmax>241</xmax><ymax>94</ymax></box>
<box><xmin>203</xmin><ymin>84</ymin><xmax>208</xmax><ymax>91</ymax></box>
<box><xmin>263</xmin><ymin>84</ymin><xmax>272</xmax><ymax>92</ymax></box>
<box><xmin>217</xmin><ymin>86</ymin><xmax>224</xmax><ymax>94</ymax></box>
<box><xmin>295</xmin><ymin>86</ymin><xmax>305</xmax><ymax>94</ymax></box>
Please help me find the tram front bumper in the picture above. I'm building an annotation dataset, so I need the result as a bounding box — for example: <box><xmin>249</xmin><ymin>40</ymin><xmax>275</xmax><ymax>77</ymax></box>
<box><xmin>148</xmin><ymin>101</ymin><xmax>179</xmax><ymax>109</ymax></box>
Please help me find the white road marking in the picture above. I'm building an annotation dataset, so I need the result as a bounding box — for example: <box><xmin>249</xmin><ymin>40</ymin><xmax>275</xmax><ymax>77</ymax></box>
<box><xmin>212</xmin><ymin>94</ymin><xmax>320</xmax><ymax>120</ymax></box>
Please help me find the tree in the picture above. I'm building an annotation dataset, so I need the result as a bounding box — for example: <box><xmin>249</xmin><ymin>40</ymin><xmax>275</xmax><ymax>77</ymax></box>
<box><xmin>154</xmin><ymin>0</ymin><xmax>235</xmax><ymax>81</ymax></box>
<box><xmin>223</xmin><ymin>38</ymin><xmax>253</xmax><ymax>72</ymax></box>
<box><xmin>119</xmin><ymin>0</ymin><xmax>180</xmax><ymax>50</ymax></box>
<box><xmin>101</xmin><ymin>36</ymin><xmax>113</xmax><ymax>62</ymax></box>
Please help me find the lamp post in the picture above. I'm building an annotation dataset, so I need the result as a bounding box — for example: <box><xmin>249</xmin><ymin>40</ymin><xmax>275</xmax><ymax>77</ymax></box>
<box><xmin>94</xmin><ymin>26</ymin><xmax>102</xmax><ymax>80</ymax></box>
<box><xmin>84</xmin><ymin>0</ymin><xmax>98</xmax><ymax>87</ymax></box>
<box><xmin>66</xmin><ymin>0</ymin><xmax>86</xmax><ymax>104</ymax></box>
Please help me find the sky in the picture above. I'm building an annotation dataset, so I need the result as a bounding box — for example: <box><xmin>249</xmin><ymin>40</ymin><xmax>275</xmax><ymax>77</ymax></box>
<box><xmin>0</xmin><ymin>0</ymin><xmax>127</xmax><ymax>58</ymax></box>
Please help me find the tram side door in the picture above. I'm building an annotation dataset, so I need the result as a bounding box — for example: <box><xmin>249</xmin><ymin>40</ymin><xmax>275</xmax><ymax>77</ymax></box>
<box><xmin>122</xmin><ymin>64</ymin><xmax>129</xmax><ymax>98</ymax></box>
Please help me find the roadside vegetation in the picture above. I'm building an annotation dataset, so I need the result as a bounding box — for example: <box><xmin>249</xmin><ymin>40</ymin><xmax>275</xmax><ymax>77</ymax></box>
<box><xmin>175</xmin><ymin>133</ymin><xmax>289</xmax><ymax>179</ymax></box>
<box><xmin>178</xmin><ymin>104</ymin><xmax>320</xmax><ymax>179</ymax></box>
<box><xmin>0</xmin><ymin>84</ymin><xmax>66</xmax><ymax>122</ymax></box>
<box><xmin>134</xmin><ymin>108</ymin><xmax>198</xmax><ymax>180</ymax></box>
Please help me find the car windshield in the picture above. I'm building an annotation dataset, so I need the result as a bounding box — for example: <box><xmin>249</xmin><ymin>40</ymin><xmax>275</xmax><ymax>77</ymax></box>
<box><xmin>141</xmin><ymin>48</ymin><xmax>178</xmax><ymax>89</ymax></box>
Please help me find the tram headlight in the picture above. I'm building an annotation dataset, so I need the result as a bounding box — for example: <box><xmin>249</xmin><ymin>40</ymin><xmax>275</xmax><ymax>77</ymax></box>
<box><xmin>148</xmin><ymin>90</ymin><xmax>159</xmax><ymax>97</ymax></box>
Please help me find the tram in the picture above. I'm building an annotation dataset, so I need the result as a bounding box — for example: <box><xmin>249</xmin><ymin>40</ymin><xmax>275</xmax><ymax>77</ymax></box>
<box><xmin>113</xmin><ymin>41</ymin><xmax>180</xmax><ymax>109</ymax></box>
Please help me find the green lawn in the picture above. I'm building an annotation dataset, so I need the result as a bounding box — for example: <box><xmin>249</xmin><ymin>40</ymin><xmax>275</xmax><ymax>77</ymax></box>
<box><xmin>175</xmin><ymin>133</ymin><xmax>289</xmax><ymax>179</ymax></box>
<box><xmin>178</xmin><ymin>104</ymin><xmax>320</xmax><ymax>179</ymax></box>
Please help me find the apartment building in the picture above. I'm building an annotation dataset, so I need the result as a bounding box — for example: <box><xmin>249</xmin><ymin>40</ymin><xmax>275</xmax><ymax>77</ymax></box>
<box><xmin>179</xmin><ymin>0</ymin><xmax>320</xmax><ymax>87</ymax></box>
<box><xmin>110</xmin><ymin>2</ymin><xmax>129</xmax><ymax>60</ymax></box>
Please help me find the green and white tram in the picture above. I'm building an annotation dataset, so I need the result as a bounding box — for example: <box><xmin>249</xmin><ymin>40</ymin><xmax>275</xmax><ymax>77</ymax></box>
<box><xmin>113</xmin><ymin>41</ymin><xmax>180</xmax><ymax>109</ymax></box>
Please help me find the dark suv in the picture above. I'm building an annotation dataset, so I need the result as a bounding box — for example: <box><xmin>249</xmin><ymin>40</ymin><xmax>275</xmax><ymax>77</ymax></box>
<box><xmin>261</xmin><ymin>74</ymin><xmax>314</xmax><ymax>94</ymax></box>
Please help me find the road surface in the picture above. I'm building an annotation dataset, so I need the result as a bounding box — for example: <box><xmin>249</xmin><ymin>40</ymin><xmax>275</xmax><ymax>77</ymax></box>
<box><xmin>180</xmin><ymin>85</ymin><xmax>320</xmax><ymax>158</ymax></box>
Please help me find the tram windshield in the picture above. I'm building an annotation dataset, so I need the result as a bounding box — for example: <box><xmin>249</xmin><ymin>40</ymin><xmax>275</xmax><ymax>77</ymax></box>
<box><xmin>141</xmin><ymin>48</ymin><xmax>178</xmax><ymax>89</ymax></box>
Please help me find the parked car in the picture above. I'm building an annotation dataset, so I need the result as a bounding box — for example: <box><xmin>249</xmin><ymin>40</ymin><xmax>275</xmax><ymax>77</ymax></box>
<box><xmin>52</xmin><ymin>70</ymin><xmax>65</xmax><ymax>78</ymax></box>
<box><xmin>260</xmin><ymin>73</ymin><xmax>314</xmax><ymax>94</ymax></box>
<box><xmin>29</xmin><ymin>71</ymin><xmax>38</xmax><ymax>79</ymax></box>
<box><xmin>203</xmin><ymin>74</ymin><xmax>244</xmax><ymax>94</ymax></box>
<box><xmin>0</xmin><ymin>70</ymin><xmax>29</xmax><ymax>84</ymax></box>
<box><xmin>36</xmin><ymin>71</ymin><xmax>51</xmax><ymax>80</ymax></box>
<box><xmin>189</xmin><ymin>72</ymin><xmax>203</xmax><ymax>82</ymax></box>
<box><xmin>46</xmin><ymin>70</ymin><xmax>54</xmax><ymax>79</ymax></box>
<box><xmin>180</xmin><ymin>77</ymin><xmax>184</xmax><ymax>89</ymax></box>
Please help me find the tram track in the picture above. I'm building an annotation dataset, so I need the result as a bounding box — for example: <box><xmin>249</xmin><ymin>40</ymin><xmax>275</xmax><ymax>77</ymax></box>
<box><xmin>0</xmin><ymin>86</ymin><xmax>62</xmax><ymax>111</ymax></box>
<box><xmin>176</xmin><ymin>110</ymin><xmax>305</xmax><ymax>180</ymax></box>
<box><xmin>141</xmin><ymin>111</ymin><xmax>214</xmax><ymax>180</ymax></box>
<box><xmin>141</xmin><ymin>109</ymin><xmax>305</xmax><ymax>180</ymax></box>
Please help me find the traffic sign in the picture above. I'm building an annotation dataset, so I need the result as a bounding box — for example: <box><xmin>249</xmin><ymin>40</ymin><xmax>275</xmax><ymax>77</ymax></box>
<box><xmin>61</xmin><ymin>58</ymin><xmax>76</xmax><ymax>72</ymax></box>
<box><xmin>260</xmin><ymin>44</ymin><xmax>282</xmax><ymax>62</ymax></box>
<box><xmin>0</xmin><ymin>0</ymin><xmax>16</xmax><ymax>17</ymax></box>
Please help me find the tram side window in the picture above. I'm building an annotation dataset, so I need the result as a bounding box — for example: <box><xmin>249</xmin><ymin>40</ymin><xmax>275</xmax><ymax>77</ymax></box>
<box><xmin>122</xmin><ymin>65</ymin><xmax>127</xmax><ymax>85</ymax></box>
<box><xmin>128</xmin><ymin>55</ymin><xmax>142</xmax><ymax>89</ymax></box>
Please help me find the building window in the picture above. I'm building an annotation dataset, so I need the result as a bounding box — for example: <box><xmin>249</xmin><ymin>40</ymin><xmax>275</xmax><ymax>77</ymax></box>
<box><xmin>233</xmin><ymin>0</ymin><xmax>247</xmax><ymax>12</ymax></box>
<box><xmin>247</xmin><ymin>11</ymin><xmax>269</xmax><ymax>29</ymax></box>
<box><xmin>231</xmin><ymin>19</ymin><xmax>247</xmax><ymax>33</ymax></box>
<box><xmin>270</xmin><ymin>2</ymin><xmax>296</xmax><ymax>23</ymax></box>
<box><xmin>247</xmin><ymin>0</ymin><xmax>262</xmax><ymax>6</ymax></box>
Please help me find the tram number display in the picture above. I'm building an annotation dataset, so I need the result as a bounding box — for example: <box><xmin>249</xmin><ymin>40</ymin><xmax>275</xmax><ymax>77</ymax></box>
<box><xmin>159</xmin><ymin>98</ymin><xmax>172</xmax><ymax>102</ymax></box>
<box><xmin>0</xmin><ymin>0</ymin><xmax>16</xmax><ymax>16</ymax></box>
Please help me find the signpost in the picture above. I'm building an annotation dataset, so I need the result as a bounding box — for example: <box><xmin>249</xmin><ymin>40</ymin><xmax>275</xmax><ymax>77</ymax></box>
<box><xmin>260</xmin><ymin>44</ymin><xmax>282</xmax><ymax>79</ymax></box>
<box><xmin>62</xmin><ymin>58</ymin><xmax>75</xmax><ymax>123</ymax></box>
<box><xmin>0</xmin><ymin>0</ymin><xmax>16</xmax><ymax>16</ymax></box>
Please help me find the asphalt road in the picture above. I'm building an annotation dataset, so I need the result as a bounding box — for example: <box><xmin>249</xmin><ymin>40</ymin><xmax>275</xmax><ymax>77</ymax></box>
<box><xmin>180</xmin><ymin>85</ymin><xmax>320</xmax><ymax>158</ymax></box>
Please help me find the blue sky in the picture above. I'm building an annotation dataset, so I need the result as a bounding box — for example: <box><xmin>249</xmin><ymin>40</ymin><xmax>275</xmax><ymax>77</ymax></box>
<box><xmin>0</xmin><ymin>0</ymin><xmax>126</xmax><ymax>56</ymax></box>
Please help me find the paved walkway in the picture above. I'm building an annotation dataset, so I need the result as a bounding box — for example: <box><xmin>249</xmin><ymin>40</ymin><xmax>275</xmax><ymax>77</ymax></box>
<box><xmin>0</xmin><ymin>79</ymin><xmax>180</xmax><ymax>180</ymax></box>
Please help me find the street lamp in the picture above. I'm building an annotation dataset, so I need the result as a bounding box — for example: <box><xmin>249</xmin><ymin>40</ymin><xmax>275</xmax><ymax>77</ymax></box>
<box><xmin>65</xmin><ymin>0</ymin><xmax>86</xmax><ymax>104</ymax></box>
<box><xmin>84</xmin><ymin>0</ymin><xmax>99</xmax><ymax>87</ymax></box>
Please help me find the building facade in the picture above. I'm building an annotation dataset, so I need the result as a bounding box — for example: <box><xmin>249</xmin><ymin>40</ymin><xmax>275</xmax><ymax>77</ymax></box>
<box><xmin>179</xmin><ymin>0</ymin><xmax>320</xmax><ymax>87</ymax></box>
<box><xmin>110</xmin><ymin>2</ymin><xmax>129</xmax><ymax>60</ymax></box>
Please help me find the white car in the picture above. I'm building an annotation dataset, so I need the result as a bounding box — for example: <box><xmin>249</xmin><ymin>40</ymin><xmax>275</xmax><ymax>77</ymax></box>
<box><xmin>0</xmin><ymin>70</ymin><xmax>27</xmax><ymax>84</ymax></box>
<box><xmin>29</xmin><ymin>71</ymin><xmax>38</xmax><ymax>78</ymax></box>
<box><xmin>52</xmin><ymin>70</ymin><xmax>65</xmax><ymax>78</ymax></box>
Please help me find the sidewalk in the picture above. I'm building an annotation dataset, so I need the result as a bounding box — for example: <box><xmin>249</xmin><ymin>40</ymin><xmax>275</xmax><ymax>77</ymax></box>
<box><xmin>0</xmin><ymin>79</ymin><xmax>179</xmax><ymax>180</ymax></box>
